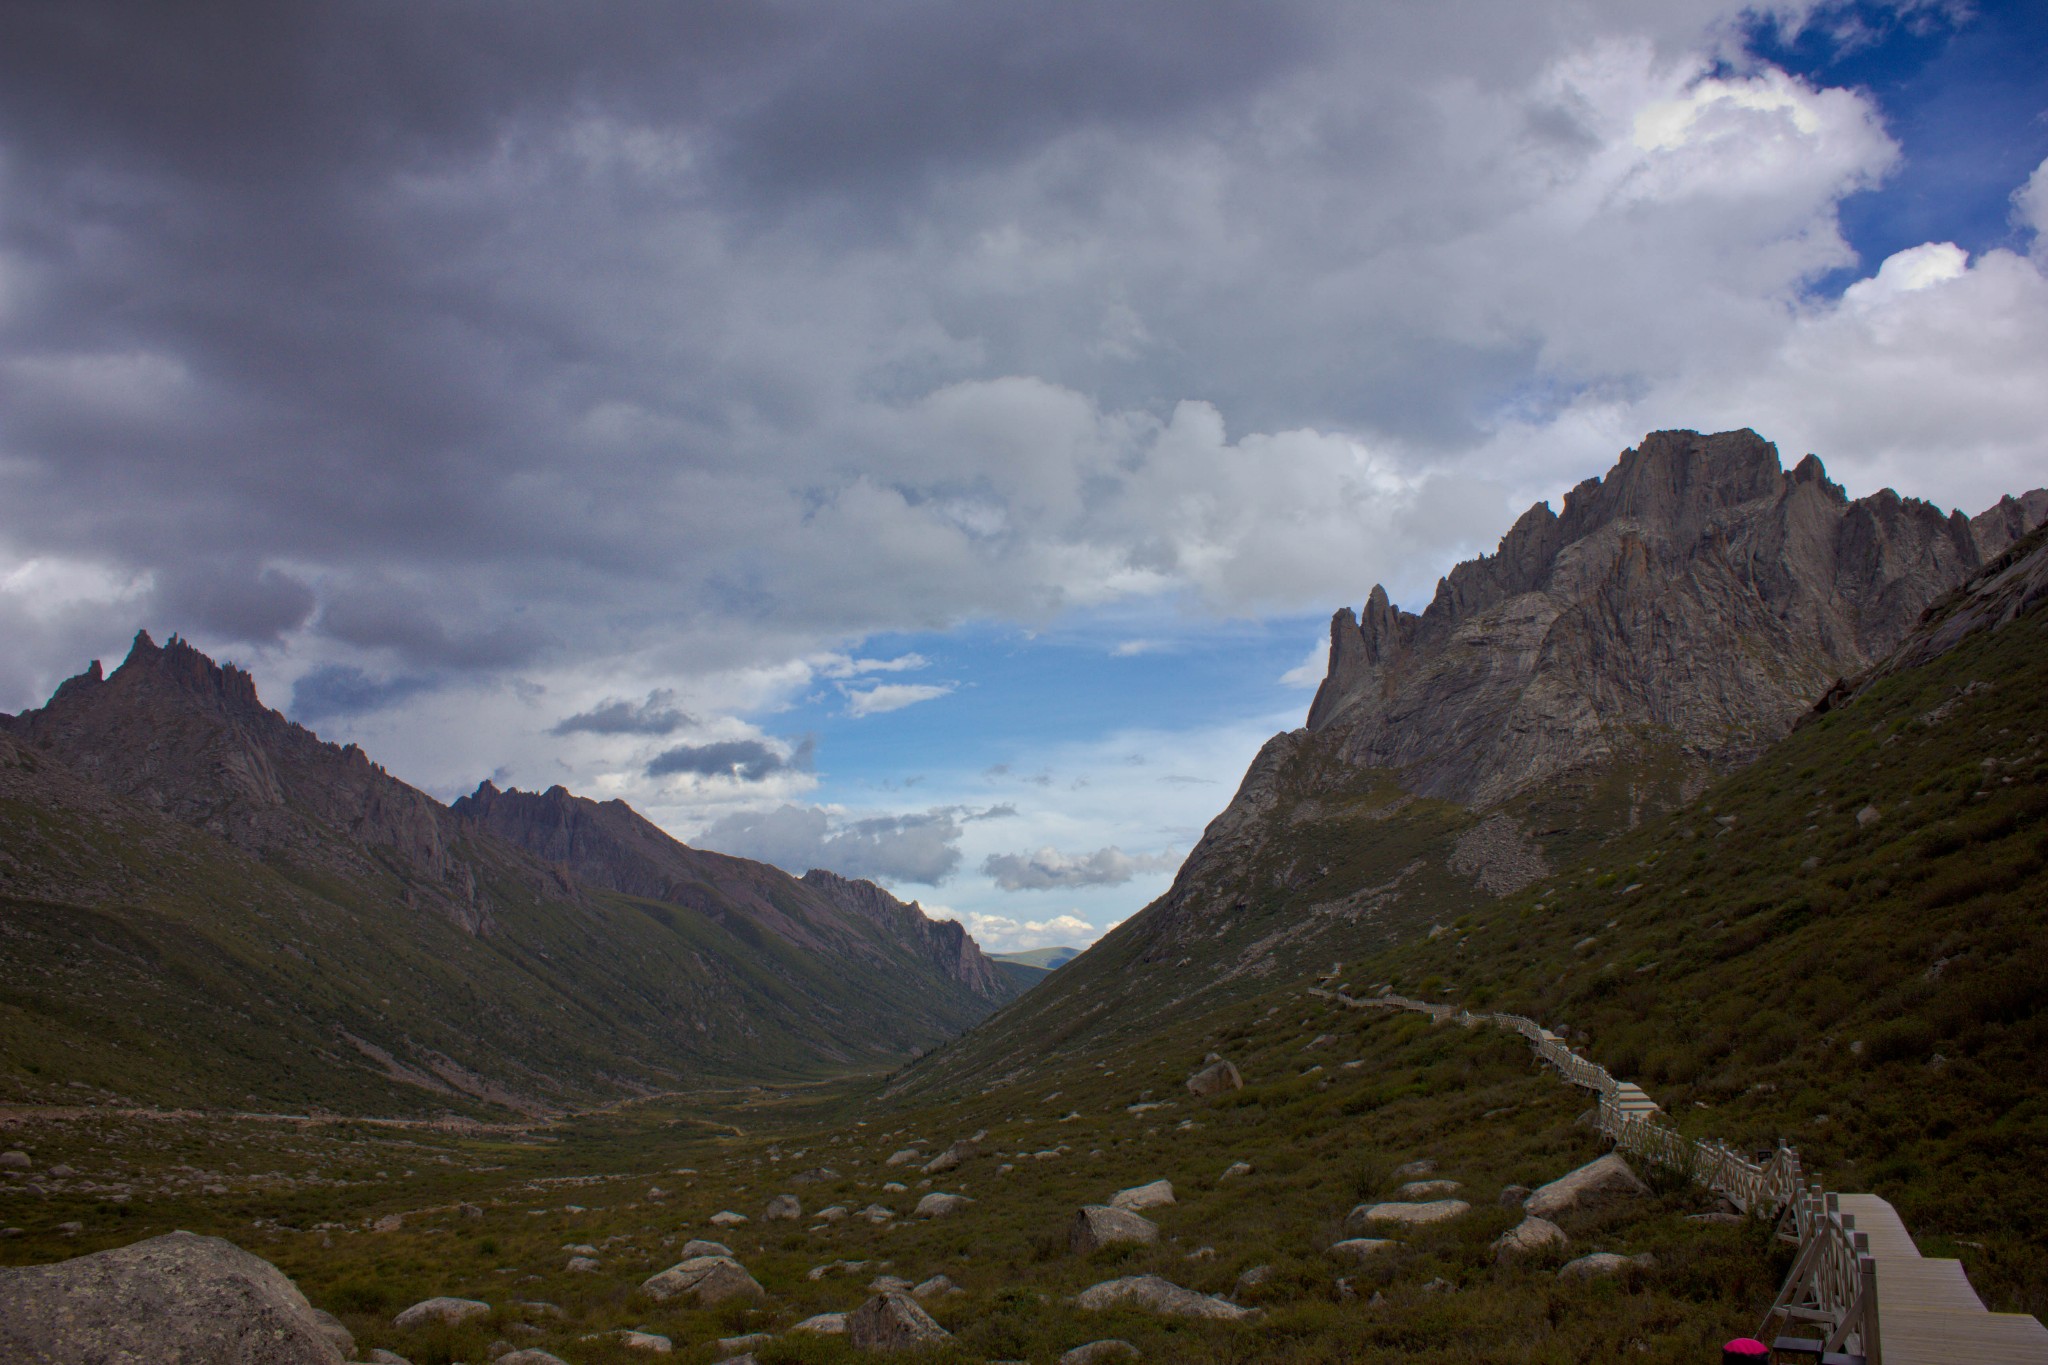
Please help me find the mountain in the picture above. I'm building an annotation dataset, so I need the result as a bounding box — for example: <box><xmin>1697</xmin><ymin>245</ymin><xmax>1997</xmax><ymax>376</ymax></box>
<box><xmin>894</xmin><ymin>430</ymin><xmax>2046</xmax><ymax>1099</ymax></box>
<box><xmin>452</xmin><ymin>783</ymin><xmax>1007</xmax><ymax>1003</ymax></box>
<box><xmin>0</xmin><ymin>633</ymin><xmax>1010</xmax><ymax>1116</ymax></box>
<box><xmin>990</xmin><ymin>945</ymin><xmax>1082</xmax><ymax>970</ymax></box>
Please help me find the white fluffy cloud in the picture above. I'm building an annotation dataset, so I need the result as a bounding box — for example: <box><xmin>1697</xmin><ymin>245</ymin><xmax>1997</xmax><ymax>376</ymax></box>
<box><xmin>981</xmin><ymin>845</ymin><xmax>1181</xmax><ymax>891</ymax></box>
<box><xmin>932</xmin><ymin>908</ymin><xmax>1105</xmax><ymax>954</ymax></box>
<box><xmin>844</xmin><ymin>682</ymin><xmax>955</xmax><ymax>717</ymax></box>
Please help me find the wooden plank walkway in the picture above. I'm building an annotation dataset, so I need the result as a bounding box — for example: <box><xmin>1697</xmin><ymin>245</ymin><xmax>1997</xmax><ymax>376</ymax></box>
<box><xmin>1834</xmin><ymin>1193</ymin><xmax>2048</xmax><ymax>1365</ymax></box>
<box><xmin>1322</xmin><ymin>985</ymin><xmax>2048</xmax><ymax>1364</ymax></box>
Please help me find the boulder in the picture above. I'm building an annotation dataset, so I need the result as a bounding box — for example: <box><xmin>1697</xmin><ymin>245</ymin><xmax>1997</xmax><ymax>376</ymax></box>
<box><xmin>717</xmin><ymin>1333</ymin><xmax>774</xmax><ymax>1353</ymax></box>
<box><xmin>640</xmin><ymin>1255</ymin><xmax>766</xmax><ymax>1305</ymax></box>
<box><xmin>765</xmin><ymin>1194</ymin><xmax>801</xmax><ymax>1221</ymax></box>
<box><xmin>620</xmin><ymin>1331</ymin><xmax>673</xmax><ymax>1353</ymax></box>
<box><xmin>790</xmin><ymin>1166</ymin><xmax>839</xmax><ymax>1184</ymax></box>
<box><xmin>0</xmin><ymin>1151</ymin><xmax>29</xmax><ymax>1170</ymax></box>
<box><xmin>813</xmin><ymin>1205</ymin><xmax>849</xmax><ymax>1224</ymax></box>
<box><xmin>708</xmin><ymin>1209</ymin><xmax>749</xmax><ymax>1227</ymax></box>
<box><xmin>1524</xmin><ymin>1155</ymin><xmax>1649</xmax><ymax>1218</ymax></box>
<box><xmin>868</xmin><ymin>1275</ymin><xmax>914</xmax><ymax>1294</ymax></box>
<box><xmin>1221</xmin><ymin>1161</ymin><xmax>1252</xmax><ymax>1179</ymax></box>
<box><xmin>1235</xmin><ymin>1265</ymin><xmax>1273</xmax><ymax>1293</ymax></box>
<box><xmin>921</xmin><ymin>1139</ymin><xmax>979</xmax><ymax>1174</ymax></box>
<box><xmin>859</xmin><ymin>1203</ymin><xmax>896</xmax><ymax>1224</ymax></box>
<box><xmin>846</xmin><ymin>1290</ymin><xmax>953</xmax><ymax>1351</ymax></box>
<box><xmin>566</xmin><ymin>1256</ymin><xmax>599</xmax><ymax>1273</ymax></box>
<box><xmin>791</xmin><ymin>1312</ymin><xmax>847</xmax><ymax>1334</ymax></box>
<box><xmin>1328</xmin><ymin>1238</ymin><xmax>1394</xmax><ymax>1261</ymax></box>
<box><xmin>394</xmin><ymin>1295</ymin><xmax>492</xmax><ymax>1329</ymax></box>
<box><xmin>1070</xmin><ymin>1205</ymin><xmax>1160</xmax><ymax>1254</ymax></box>
<box><xmin>1558</xmin><ymin>1252</ymin><xmax>1654</xmax><ymax>1281</ymax></box>
<box><xmin>1073</xmin><ymin>1275</ymin><xmax>1253</xmax><ymax>1321</ymax></box>
<box><xmin>1491</xmin><ymin>1216</ymin><xmax>1567</xmax><ymax>1260</ymax></box>
<box><xmin>1345</xmin><ymin>1199</ymin><xmax>1470</xmax><ymax>1229</ymax></box>
<box><xmin>912</xmin><ymin>1274</ymin><xmax>960</xmax><ymax>1300</ymax></box>
<box><xmin>1109</xmin><ymin>1180</ymin><xmax>1174</xmax><ymax>1212</ymax></box>
<box><xmin>884</xmin><ymin>1147</ymin><xmax>924</xmax><ymax>1166</ymax></box>
<box><xmin>309</xmin><ymin>1307</ymin><xmax>355</xmax><ymax>1359</ymax></box>
<box><xmin>366</xmin><ymin>1352</ymin><xmax>415</xmax><ymax>1365</ymax></box>
<box><xmin>0</xmin><ymin>1232</ymin><xmax>348</xmax><ymax>1365</ymax></box>
<box><xmin>915</xmin><ymin>1192</ymin><xmax>972</xmax><ymax>1218</ymax></box>
<box><xmin>1498</xmin><ymin>1184</ymin><xmax>1532</xmax><ymax>1206</ymax></box>
<box><xmin>1390</xmin><ymin>1159</ymin><xmax>1436</xmax><ymax>1179</ymax></box>
<box><xmin>1392</xmin><ymin>1179</ymin><xmax>1461</xmax><ymax>1199</ymax></box>
<box><xmin>1061</xmin><ymin>1341</ymin><xmax>1141</xmax><ymax>1364</ymax></box>
<box><xmin>498</xmin><ymin>1353</ymin><xmax>569</xmax><ymax>1365</ymax></box>
<box><xmin>1186</xmin><ymin>1060</ymin><xmax>1243</xmax><ymax>1097</ymax></box>
<box><xmin>680</xmin><ymin>1238</ymin><xmax>732</xmax><ymax>1258</ymax></box>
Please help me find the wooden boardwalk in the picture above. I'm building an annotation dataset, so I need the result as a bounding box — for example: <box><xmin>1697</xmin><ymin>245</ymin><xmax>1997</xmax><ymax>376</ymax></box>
<box><xmin>1321</xmin><ymin>984</ymin><xmax>2048</xmax><ymax>1365</ymax></box>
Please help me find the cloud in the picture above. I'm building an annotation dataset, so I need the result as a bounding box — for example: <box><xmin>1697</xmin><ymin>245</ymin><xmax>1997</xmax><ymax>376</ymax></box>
<box><xmin>289</xmin><ymin>665</ymin><xmax>440</xmax><ymax>723</ymax></box>
<box><xmin>844</xmin><ymin>682</ymin><xmax>955</xmax><ymax>717</ymax></box>
<box><xmin>647</xmin><ymin>736</ymin><xmax>815</xmax><ymax>782</ymax></box>
<box><xmin>817</xmin><ymin>653</ymin><xmax>930</xmax><ymax>678</ymax></box>
<box><xmin>981</xmin><ymin>844</ymin><xmax>1180</xmax><ymax>891</ymax></box>
<box><xmin>552</xmin><ymin>690</ymin><xmax>693</xmax><ymax>736</ymax></box>
<box><xmin>1110</xmin><ymin>639</ymin><xmax>1165</xmax><ymax>656</ymax></box>
<box><xmin>1279</xmin><ymin>638</ymin><xmax>1330</xmax><ymax>688</ymax></box>
<box><xmin>932</xmin><ymin>908</ymin><xmax>1107</xmax><ymax>954</ymax></box>
<box><xmin>698</xmin><ymin>803</ymin><xmax>963</xmax><ymax>885</ymax></box>
<box><xmin>153</xmin><ymin>562</ymin><xmax>315</xmax><ymax>645</ymax></box>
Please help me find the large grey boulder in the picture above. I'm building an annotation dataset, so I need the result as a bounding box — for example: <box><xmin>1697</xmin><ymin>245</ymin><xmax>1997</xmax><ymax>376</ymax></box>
<box><xmin>393</xmin><ymin>1296</ymin><xmax>491</xmax><ymax>1329</ymax></box>
<box><xmin>764</xmin><ymin>1193</ymin><xmax>801</xmax><ymax>1221</ymax></box>
<box><xmin>1345</xmin><ymin>1199</ymin><xmax>1469</xmax><ymax>1229</ymax></box>
<box><xmin>1558</xmin><ymin>1251</ymin><xmax>1655</xmax><ymax>1280</ymax></box>
<box><xmin>679</xmin><ymin>1238</ymin><xmax>732</xmax><ymax>1258</ymax></box>
<box><xmin>1491</xmin><ymin>1216</ymin><xmax>1567</xmax><ymax>1260</ymax></box>
<box><xmin>0</xmin><ymin>1230</ymin><xmax>345</xmax><ymax>1364</ymax></box>
<box><xmin>846</xmin><ymin>1290</ymin><xmax>953</xmax><ymax>1350</ymax></box>
<box><xmin>1328</xmin><ymin>1238</ymin><xmax>1394</xmax><ymax>1261</ymax></box>
<box><xmin>791</xmin><ymin>1312</ymin><xmax>847</xmax><ymax>1334</ymax></box>
<box><xmin>1073</xmin><ymin>1275</ymin><xmax>1253</xmax><ymax>1320</ymax></box>
<box><xmin>920</xmin><ymin>1138</ymin><xmax>980</xmax><ymax>1174</ymax></box>
<box><xmin>309</xmin><ymin>1308</ymin><xmax>355</xmax><ymax>1359</ymax></box>
<box><xmin>915</xmin><ymin>1192</ymin><xmax>972</xmax><ymax>1218</ymax></box>
<box><xmin>1524</xmin><ymin>1154</ymin><xmax>1649</xmax><ymax>1218</ymax></box>
<box><xmin>497</xmin><ymin>1353</ymin><xmax>570</xmax><ymax>1365</ymax></box>
<box><xmin>1108</xmin><ymin>1180</ymin><xmax>1174</xmax><ymax>1212</ymax></box>
<box><xmin>1070</xmin><ymin>1204</ymin><xmax>1160</xmax><ymax>1254</ymax></box>
<box><xmin>1392</xmin><ymin>1179</ymin><xmax>1461</xmax><ymax>1199</ymax></box>
<box><xmin>1186</xmin><ymin>1060</ymin><xmax>1243</xmax><ymax>1097</ymax></box>
<box><xmin>640</xmin><ymin>1255</ymin><xmax>766</xmax><ymax>1305</ymax></box>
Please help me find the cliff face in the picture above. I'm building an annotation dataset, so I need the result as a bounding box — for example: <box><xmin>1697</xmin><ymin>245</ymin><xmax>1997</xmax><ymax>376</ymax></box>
<box><xmin>1305</xmin><ymin>430</ymin><xmax>2037</xmax><ymax>809</ymax></box>
<box><xmin>456</xmin><ymin>783</ymin><xmax>1010</xmax><ymax>1003</ymax></box>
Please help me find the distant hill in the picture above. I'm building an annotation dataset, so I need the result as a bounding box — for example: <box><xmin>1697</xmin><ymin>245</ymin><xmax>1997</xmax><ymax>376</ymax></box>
<box><xmin>989</xmin><ymin>945</ymin><xmax>1081</xmax><ymax>969</ymax></box>
<box><xmin>0</xmin><ymin>633</ymin><xmax>1012</xmax><ymax>1116</ymax></box>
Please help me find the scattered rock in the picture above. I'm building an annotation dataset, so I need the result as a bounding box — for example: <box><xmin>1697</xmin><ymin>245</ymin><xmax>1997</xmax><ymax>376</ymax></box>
<box><xmin>0</xmin><ymin>1152</ymin><xmax>29</xmax><ymax>1170</ymax></box>
<box><xmin>1857</xmin><ymin>804</ymin><xmax>1882</xmax><ymax>827</ymax></box>
<box><xmin>708</xmin><ymin>1210</ymin><xmax>749</xmax><ymax>1228</ymax></box>
<box><xmin>1558</xmin><ymin>1252</ymin><xmax>1654</xmax><ymax>1281</ymax></box>
<box><xmin>396</xmin><ymin>1295</ymin><xmax>493</xmax><ymax>1329</ymax></box>
<box><xmin>1221</xmin><ymin>1161</ymin><xmax>1253</xmax><ymax>1179</ymax></box>
<box><xmin>859</xmin><ymin>1203</ymin><xmax>896</xmax><ymax>1224</ymax></box>
<box><xmin>884</xmin><ymin>1147</ymin><xmax>924</xmax><ymax>1166</ymax></box>
<box><xmin>1390</xmin><ymin>1159</ymin><xmax>1436</xmax><ymax>1179</ymax></box>
<box><xmin>1070</xmin><ymin>1205</ymin><xmax>1160</xmax><ymax>1254</ymax></box>
<box><xmin>1328</xmin><ymin>1238</ymin><xmax>1394</xmax><ymax>1262</ymax></box>
<box><xmin>1419</xmin><ymin>1277</ymin><xmax>1457</xmax><ymax>1294</ymax></box>
<box><xmin>813</xmin><ymin>1205</ymin><xmax>849</xmax><ymax>1223</ymax></box>
<box><xmin>0</xmin><ymin>1230</ymin><xmax>360</xmax><ymax>1365</ymax></box>
<box><xmin>791</xmin><ymin>1312</ymin><xmax>847</xmax><ymax>1334</ymax></box>
<box><xmin>372</xmin><ymin>1214</ymin><xmax>404</xmax><ymax>1233</ymax></box>
<box><xmin>459</xmin><ymin>1202</ymin><xmax>485</xmax><ymax>1221</ymax></box>
<box><xmin>640</xmin><ymin>1255</ymin><xmax>766</xmax><ymax>1305</ymax></box>
<box><xmin>921</xmin><ymin>1139</ymin><xmax>980</xmax><ymax>1174</ymax></box>
<box><xmin>790</xmin><ymin>1167</ymin><xmax>839</xmax><ymax>1184</ymax></box>
<box><xmin>1186</xmin><ymin>1059</ymin><xmax>1243</xmax><ymax>1098</ymax></box>
<box><xmin>764</xmin><ymin>1194</ymin><xmax>801</xmax><ymax>1221</ymax></box>
<box><xmin>566</xmin><ymin>1256</ymin><xmax>599</xmax><ymax>1273</ymax></box>
<box><xmin>883</xmin><ymin>1181</ymin><xmax>909</xmax><ymax>1193</ymax></box>
<box><xmin>1346</xmin><ymin>1199</ymin><xmax>1469</xmax><ymax>1229</ymax></box>
<box><xmin>1073</xmin><ymin>1275</ymin><xmax>1253</xmax><ymax>1320</ymax></box>
<box><xmin>1524</xmin><ymin>1155</ymin><xmax>1649</xmax><ymax>1218</ymax></box>
<box><xmin>56</xmin><ymin>1222</ymin><xmax>83</xmax><ymax>1237</ymax></box>
<box><xmin>1109</xmin><ymin>1180</ymin><xmax>1175</xmax><ymax>1212</ymax></box>
<box><xmin>847</xmin><ymin>1290</ymin><xmax>953</xmax><ymax>1351</ymax></box>
<box><xmin>1392</xmin><ymin>1179</ymin><xmax>1461</xmax><ymax>1199</ymax></box>
<box><xmin>868</xmin><ymin>1275</ymin><xmax>915</xmax><ymax>1294</ymax></box>
<box><xmin>1687</xmin><ymin>1211</ymin><xmax>1745</xmax><ymax>1225</ymax></box>
<box><xmin>1498</xmin><ymin>1184</ymin><xmax>1532</xmax><ymax>1206</ymax></box>
<box><xmin>1061</xmin><ymin>1341</ymin><xmax>1141</xmax><ymax>1364</ymax></box>
<box><xmin>680</xmin><ymin>1239</ymin><xmax>732</xmax><ymax>1258</ymax></box>
<box><xmin>1184</xmin><ymin>1246</ymin><xmax>1215</xmax><ymax>1262</ymax></box>
<box><xmin>1491</xmin><ymin>1216</ymin><xmax>1567</xmax><ymax>1260</ymax></box>
<box><xmin>1235</xmin><ymin>1265</ymin><xmax>1274</xmax><ymax>1293</ymax></box>
<box><xmin>915</xmin><ymin>1192</ymin><xmax>973</xmax><ymax>1218</ymax></box>
<box><xmin>366</xmin><ymin>1352</ymin><xmax>415</xmax><ymax>1365</ymax></box>
<box><xmin>912</xmin><ymin>1274</ymin><xmax>961</xmax><ymax>1300</ymax></box>
<box><xmin>717</xmin><ymin>1332</ymin><xmax>774</xmax><ymax>1353</ymax></box>
<box><xmin>619</xmin><ymin>1330</ymin><xmax>673</xmax><ymax>1353</ymax></box>
<box><xmin>46</xmin><ymin>1164</ymin><xmax>74</xmax><ymax>1179</ymax></box>
<box><xmin>497</xmin><ymin>1352</ymin><xmax>569</xmax><ymax>1365</ymax></box>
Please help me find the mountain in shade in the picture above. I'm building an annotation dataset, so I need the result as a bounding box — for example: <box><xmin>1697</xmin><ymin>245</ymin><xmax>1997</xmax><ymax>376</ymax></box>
<box><xmin>892</xmin><ymin>429</ymin><xmax>2048</xmax><ymax>1098</ymax></box>
<box><xmin>0</xmin><ymin>633</ymin><xmax>1012</xmax><ymax>1116</ymax></box>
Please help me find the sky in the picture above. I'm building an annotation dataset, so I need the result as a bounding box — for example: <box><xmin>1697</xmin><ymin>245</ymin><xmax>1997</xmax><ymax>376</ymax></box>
<box><xmin>2</xmin><ymin>0</ymin><xmax>2045</xmax><ymax>952</ymax></box>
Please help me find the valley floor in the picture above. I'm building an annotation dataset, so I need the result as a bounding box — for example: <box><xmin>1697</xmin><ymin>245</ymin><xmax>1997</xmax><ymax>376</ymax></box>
<box><xmin>3</xmin><ymin>987</ymin><xmax>1797</xmax><ymax>1365</ymax></box>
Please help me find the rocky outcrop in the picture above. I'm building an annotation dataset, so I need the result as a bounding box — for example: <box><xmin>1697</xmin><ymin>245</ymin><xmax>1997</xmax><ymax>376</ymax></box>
<box><xmin>1303</xmin><ymin>432</ymin><xmax>2042</xmax><ymax>808</ymax></box>
<box><xmin>1524</xmin><ymin>1154</ymin><xmax>1649</xmax><ymax>1218</ymax></box>
<box><xmin>801</xmin><ymin>868</ymin><xmax>1009</xmax><ymax>1000</ymax></box>
<box><xmin>846</xmin><ymin>1290</ymin><xmax>953</xmax><ymax>1350</ymax></box>
<box><xmin>0</xmin><ymin>1231</ymin><xmax>343</xmax><ymax>1364</ymax></box>
<box><xmin>1070</xmin><ymin>1205</ymin><xmax>1159</xmax><ymax>1253</ymax></box>
<box><xmin>640</xmin><ymin>1255</ymin><xmax>765</xmax><ymax>1305</ymax></box>
<box><xmin>1072</xmin><ymin>1275</ymin><xmax>1253</xmax><ymax>1320</ymax></box>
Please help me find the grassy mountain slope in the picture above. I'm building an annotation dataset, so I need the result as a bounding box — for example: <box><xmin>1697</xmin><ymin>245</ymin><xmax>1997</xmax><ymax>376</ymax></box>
<box><xmin>991</xmin><ymin>947</ymin><xmax>1082</xmax><ymax>970</ymax></box>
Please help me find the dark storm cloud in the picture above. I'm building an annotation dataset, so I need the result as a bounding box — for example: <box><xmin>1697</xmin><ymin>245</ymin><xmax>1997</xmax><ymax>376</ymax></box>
<box><xmin>289</xmin><ymin>664</ymin><xmax>438</xmax><ymax>723</ymax></box>
<box><xmin>551</xmin><ymin>691</ymin><xmax>693</xmax><ymax>736</ymax></box>
<box><xmin>153</xmin><ymin>562</ymin><xmax>316</xmax><ymax>645</ymax></box>
<box><xmin>646</xmin><ymin>736</ymin><xmax>816</xmax><ymax>782</ymax></box>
